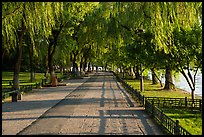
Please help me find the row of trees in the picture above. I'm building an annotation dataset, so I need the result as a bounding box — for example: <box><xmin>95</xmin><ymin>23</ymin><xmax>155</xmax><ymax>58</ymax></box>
<box><xmin>103</xmin><ymin>2</ymin><xmax>202</xmax><ymax>101</ymax></box>
<box><xmin>2</xmin><ymin>2</ymin><xmax>202</xmax><ymax>101</ymax></box>
<box><xmin>2</xmin><ymin>2</ymin><xmax>100</xmax><ymax>88</ymax></box>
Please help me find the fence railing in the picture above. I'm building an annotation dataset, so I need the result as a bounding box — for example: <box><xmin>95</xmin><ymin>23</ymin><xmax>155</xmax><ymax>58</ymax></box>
<box><xmin>2</xmin><ymin>81</ymin><xmax>42</xmax><ymax>102</ymax></box>
<box><xmin>112</xmin><ymin>71</ymin><xmax>201</xmax><ymax>135</ymax></box>
<box><xmin>145</xmin><ymin>99</ymin><xmax>191</xmax><ymax>135</ymax></box>
<box><xmin>113</xmin><ymin>71</ymin><xmax>145</xmax><ymax>105</ymax></box>
<box><xmin>113</xmin><ymin>71</ymin><xmax>202</xmax><ymax>110</ymax></box>
<box><xmin>2</xmin><ymin>74</ymin><xmax>65</xmax><ymax>102</ymax></box>
<box><xmin>145</xmin><ymin>97</ymin><xmax>202</xmax><ymax>110</ymax></box>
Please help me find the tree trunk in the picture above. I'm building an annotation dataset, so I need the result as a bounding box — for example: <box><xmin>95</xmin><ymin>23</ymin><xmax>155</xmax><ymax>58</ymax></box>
<box><xmin>48</xmin><ymin>41</ymin><xmax>55</xmax><ymax>79</ymax></box>
<box><xmin>72</xmin><ymin>60</ymin><xmax>77</xmax><ymax>74</ymax></box>
<box><xmin>12</xmin><ymin>18</ymin><xmax>26</xmax><ymax>90</ymax></box>
<box><xmin>72</xmin><ymin>54</ymin><xmax>79</xmax><ymax>76</ymax></box>
<box><xmin>60</xmin><ymin>64</ymin><xmax>63</xmax><ymax>75</ymax></box>
<box><xmin>48</xmin><ymin>24</ymin><xmax>63</xmax><ymax>84</ymax></box>
<box><xmin>151</xmin><ymin>68</ymin><xmax>163</xmax><ymax>87</ymax></box>
<box><xmin>80</xmin><ymin>57</ymin><xmax>85</xmax><ymax>76</ymax></box>
<box><xmin>140</xmin><ymin>64</ymin><xmax>144</xmax><ymax>92</ymax></box>
<box><xmin>96</xmin><ymin>66</ymin><xmax>98</xmax><ymax>72</ymax></box>
<box><xmin>151</xmin><ymin>68</ymin><xmax>158</xmax><ymax>85</ymax></box>
<box><xmin>83</xmin><ymin>61</ymin><xmax>87</xmax><ymax>72</ymax></box>
<box><xmin>88</xmin><ymin>62</ymin><xmax>91</xmax><ymax>72</ymax></box>
<box><xmin>30</xmin><ymin>71</ymin><xmax>35</xmax><ymax>82</ymax></box>
<box><xmin>164</xmin><ymin>66</ymin><xmax>175</xmax><ymax>90</ymax></box>
<box><xmin>72</xmin><ymin>51</ymin><xmax>80</xmax><ymax>76</ymax></box>
<box><xmin>130</xmin><ymin>67</ymin><xmax>135</xmax><ymax>79</ymax></box>
<box><xmin>133</xmin><ymin>65</ymin><xmax>140</xmax><ymax>80</ymax></box>
<box><xmin>29</xmin><ymin>43</ymin><xmax>35</xmax><ymax>82</ymax></box>
<box><xmin>43</xmin><ymin>54</ymin><xmax>49</xmax><ymax>79</ymax></box>
<box><xmin>191</xmin><ymin>88</ymin><xmax>195</xmax><ymax>103</ymax></box>
<box><xmin>122</xmin><ymin>67</ymin><xmax>125</xmax><ymax>79</ymax></box>
<box><xmin>80</xmin><ymin>61</ymin><xmax>83</xmax><ymax>72</ymax></box>
<box><xmin>73</xmin><ymin>62</ymin><xmax>78</xmax><ymax>74</ymax></box>
<box><xmin>105</xmin><ymin>62</ymin><xmax>107</xmax><ymax>71</ymax></box>
<box><xmin>25</xmin><ymin>31</ymin><xmax>35</xmax><ymax>82</ymax></box>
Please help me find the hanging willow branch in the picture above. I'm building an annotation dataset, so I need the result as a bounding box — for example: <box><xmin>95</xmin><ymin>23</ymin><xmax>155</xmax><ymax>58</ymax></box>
<box><xmin>2</xmin><ymin>3</ymin><xmax>23</xmax><ymax>20</ymax></box>
<box><xmin>112</xmin><ymin>17</ymin><xmax>144</xmax><ymax>38</ymax></box>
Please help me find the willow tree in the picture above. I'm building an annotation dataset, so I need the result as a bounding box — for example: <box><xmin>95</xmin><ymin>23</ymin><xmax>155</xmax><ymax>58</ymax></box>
<box><xmin>111</xmin><ymin>2</ymin><xmax>202</xmax><ymax>91</ymax></box>
<box><xmin>78</xmin><ymin>9</ymin><xmax>104</xmax><ymax>73</ymax></box>
<box><xmin>2</xmin><ymin>2</ymin><xmax>62</xmax><ymax>89</ymax></box>
<box><xmin>73</xmin><ymin>2</ymin><xmax>119</xmax><ymax>72</ymax></box>
<box><xmin>147</xmin><ymin>2</ymin><xmax>202</xmax><ymax>91</ymax></box>
<box><xmin>53</xmin><ymin>30</ymin><xmax>74</xmax><ymax>74</ymax></box>
<box><xmin>109</xmin><ymin>2</ymin><xmax>149</xmax><ymax>91</ymax></box>
<box><xmin>46</xmin><ymin>2</ymin><xmax>99</xmax><ymax>78</ymax></box>
<box><xmin>2</xmin><ymin>2</ymin><xmax>99</xmax><ymax>87</ymax></box>
<box><xmin>92</xmin><ymin>2</ymin><xmax>126</xmax><ymax>71</ymax></box>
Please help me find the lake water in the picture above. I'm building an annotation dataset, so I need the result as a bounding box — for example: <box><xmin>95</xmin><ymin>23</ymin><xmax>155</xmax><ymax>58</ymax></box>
<box><xmin>148</xmin><ymin>69</ymin><xmax>202</xmax><ymax>97</ymax></box>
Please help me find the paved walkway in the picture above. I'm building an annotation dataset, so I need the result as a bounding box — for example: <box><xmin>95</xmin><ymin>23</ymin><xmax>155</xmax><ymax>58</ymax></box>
<box><xmin>2</xmin><ymin>72</ymin><xmax>165</xmax><ymax>135</ymax></box>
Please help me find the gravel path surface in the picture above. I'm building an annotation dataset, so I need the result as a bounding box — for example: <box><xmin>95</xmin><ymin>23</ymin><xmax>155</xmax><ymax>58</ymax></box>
<box><xmin>2</xmin><ymin>72</ymin><xmax>164</xmax><ymax>135</ymax></box>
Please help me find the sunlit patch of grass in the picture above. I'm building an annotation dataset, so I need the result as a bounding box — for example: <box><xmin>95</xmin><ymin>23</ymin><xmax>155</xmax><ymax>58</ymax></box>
<box><xmin>2</xmin><ymin>72</ymin><xmax>45</xmax><ymax>83</ymax></box>
<box><xmin>2</xmin><ymin>71</ymin><xmax>65</xmax><ymax>102</ymax></box>
<box><xmin>163</xmin><ymin>108</ymin><xmax>202</xmax><ymax>135</ymax></box>
<box><xmin>2</xmin><ymin>72</ymin><xmax>46</xmax><ymax>90</ymax></box>
<box><xmin>125</xmin><ymin>79</ymin><xmax>201</xmax><ymax>99</ymax></box>
<box><xmin>2</xmin><ymin>71</ymin><xmax>65</xmax><ymax>88</ymax></box>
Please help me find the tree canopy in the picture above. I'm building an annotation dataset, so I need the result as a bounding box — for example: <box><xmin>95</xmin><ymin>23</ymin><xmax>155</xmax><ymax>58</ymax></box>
<box><xmin>2</xmin><ymin>2</ymin><xmax>202</xmax><ymax>99</ymax></box>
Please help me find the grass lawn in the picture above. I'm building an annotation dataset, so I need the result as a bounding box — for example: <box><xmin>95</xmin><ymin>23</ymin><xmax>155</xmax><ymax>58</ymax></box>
<box><xmin>163</xmin><ymin>108</ymin><xmax>202</xmax><ymax>135</ymax></box>
<box><xmin>125</xmin><ymin>79</ymin><xmax>201</xmax><ymax>99</ymax></box>
<box><xmin>2</xmin><ymin>71</ymin><xmax>64</xmax><ymax>87</ymax></box>
<box><xmin>2</xmin><ymin>71</ymin><xmax>64</xmax><ymax>102</ymax></box>
<box><xmin>124</xmin><ymin>79</ymin><xmax>202</xmax><ymax>135</ymax></box>
<box><xmin>2</xmin><ymin>72</ymin><xmax>45</xmax><ymax>86</ymax></box>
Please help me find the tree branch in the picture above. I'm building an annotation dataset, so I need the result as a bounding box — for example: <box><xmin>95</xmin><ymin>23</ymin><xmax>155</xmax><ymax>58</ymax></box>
<box><xmin>176</xmin><ymin>56</ymin><xmax>194</xmax><ymax>91</ymax></box>
<box><xmin>187</xmin><ymin>66</ymin><xmax>194</xmax><ymax>87</ymax></box>
<box><xmin>180</xmin><ymin>67</ymin><xmax>194</xmax><ymax>91</ymax></box>
<box><xmin>151</xmin><ymin>68</ymin><xmax>163</xmax><ymax>87</ymax></box>
<box><xmin>193</xmin><ymin>66</ymin><xmax>200</xmax><ymax>88</ymax></box>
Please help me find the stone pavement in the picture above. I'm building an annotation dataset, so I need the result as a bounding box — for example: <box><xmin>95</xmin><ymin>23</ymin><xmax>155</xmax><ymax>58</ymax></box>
<box><xmin>2</xmin><ymin>72</ymin><xmax>165</xmax><ymax>135</ymax></box>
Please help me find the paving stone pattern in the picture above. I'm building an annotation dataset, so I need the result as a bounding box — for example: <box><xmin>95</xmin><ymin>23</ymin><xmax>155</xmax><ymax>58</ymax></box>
<box><xmin>2</xmin><ymin>72</ymin><xmax>164</xmax><ymax>135</ymax></box>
